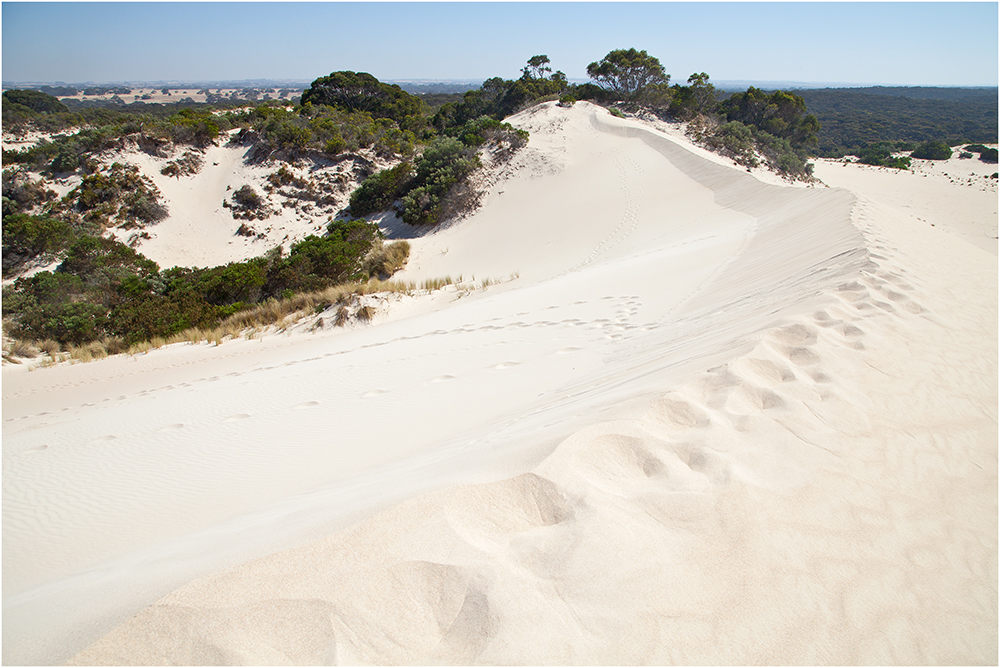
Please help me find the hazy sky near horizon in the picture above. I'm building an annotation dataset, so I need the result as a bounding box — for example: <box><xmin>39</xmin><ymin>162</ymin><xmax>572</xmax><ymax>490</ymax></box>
<box><xmin>2</xmin><ymin>2</ymin><xmax>997</xmax><ymax>87</ymax></box>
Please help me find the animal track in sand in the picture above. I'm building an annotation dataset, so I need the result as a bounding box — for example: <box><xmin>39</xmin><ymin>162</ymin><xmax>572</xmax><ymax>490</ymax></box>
<box><xmin>556</xmin><ymin>347</ymin><xmax>583</xmax><ymax>355</ymax></box>
<box><xmin>223</xmin><ymin>413</ymin><xmax>252</xmax><ymax>422</ymax></box>
<box><xmin>292</xmin><ymin>401</ymin><xmax>321</xmax><ymax>410</ymax></box>
<box><xmin>430</xmin><ymin>375</ymin><xmax>457</xmax><ymax>383</ymax></box>
<box><xmin>86</xmin><ymin>435</ymin><xmax>117</xmax><ymax>444</ymax></box>
<box><xmin>362</xmin><ymin>389</ymin><xmax>388</xmax><ymax>398</ymax></box>
<box><xmin>493</xmin><ymin>361</ymin><xmax>521</xmax><ymax>370</ymax></box>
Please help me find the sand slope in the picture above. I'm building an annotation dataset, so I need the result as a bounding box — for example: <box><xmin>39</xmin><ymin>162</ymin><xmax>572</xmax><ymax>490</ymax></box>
<box><xmin>3</xmin><ymin>102</ymin><xmax>995</xmax><ymax>665</ymax></box>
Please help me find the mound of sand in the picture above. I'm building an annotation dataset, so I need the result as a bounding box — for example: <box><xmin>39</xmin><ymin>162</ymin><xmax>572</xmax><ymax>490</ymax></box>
<box><xmin>4</xmin><ymin>102</ymin><xmax>995</xmax><ymax>665</ymax></box>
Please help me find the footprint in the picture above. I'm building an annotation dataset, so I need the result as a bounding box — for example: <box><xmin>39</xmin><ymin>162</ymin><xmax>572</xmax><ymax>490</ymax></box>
<box><xmin>157</xmin><ymin>423</ymin><xmax>185</xmax><ymax>432</ymax></box>
<box><xmin>648</xmin><ymin>394</ymin><xmax>711</xmax><ymax>430</ymax></box>
<box><xmin>737</xmin><ymin>358</ymin><xmax>795</xmax><ymax>384</ymax></box>
<box><xmin>783</xmin><ymin>346</ymin><xmax>821</xmax><ymax>367</ymax></box>
<box><xmin>556</xmin><ymin>347</ymin><xmax>583</xmax><ymax>355</ymax></box>
<box><xmin>223</xmin><ymin>413</ymin><xmax>252</xmax><ymax>422</ymax></box>
<box><xmin>726</xmin><ymin>383</ymin><xmax>785</xmax><ymax>412</ymax></box>
<box><xmin>292</xmin><ymin>401</ymin><xmax>320</xmax><ymax>410</ymax></box>
<box><xmin>363</xmin><ymin>389</ymin><xmax>388</xmax><ymax>398</ymax></box>
<box><xmin>430</xmin><ymin>375</ymin><xmax>456</xmax><ymax>383</ymax></box>
<box><xmin>494</xmin><ymin>362</ymin><xmax>521</xmax><ymax>370</ymax></box>
<box><xmin>769</xmin><ymin>324</ymin><xmax>817</xmax><ymax>346</ymax></box>
<box><xmin>840</xmin><ymin>324</ymin><xmax>864</xmax><ymax>339</ymax></box>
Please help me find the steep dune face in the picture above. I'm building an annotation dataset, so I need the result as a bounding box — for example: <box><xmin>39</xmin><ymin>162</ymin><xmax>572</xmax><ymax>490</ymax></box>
<box><xmin>5</xmin><ymin>103</ymin><xmax>995</xmax><ymax>665</ymax></box>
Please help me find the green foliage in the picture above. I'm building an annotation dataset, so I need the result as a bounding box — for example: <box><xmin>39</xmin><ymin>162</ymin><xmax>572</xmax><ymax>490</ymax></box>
<box><xmin>852</xmin><ymin>143</ymin><xmax>912</xmax><ymax>169</ymax></box>
<box><xmin>399</xmin><ymin>137</ymin><xmax>480</xmax><ymax>225</ymax></box>
<box><xmin>352</xmin><ymin>116</ymin><xmax>526</xmax><ymax>223</ymax></box>
<box><xmin>2</xmin><ymin>220</ymin><xmax>388</xmax><ymax>346</ymax></box>
<box><xmin>910</xmin><ymin>140</ymin><xmax>953</xmax><ymax>160</ymax></box>
<box><xmin>2</xmin><ymin>214</ymin><xmax>76</xmax><ymax>268</ymax></box>
<box><xmin>349</xmin><ymin>161</ymin><xmax>414</xmax><ymax>217</ymax></box>
<box><xmin>794</xmin><ymin>87</ymin><xmax>997</xmax><ymax>157</ymax></box>
<box><xmin>586</xmin><ymin>48</ymin><xmax>670</xmax><ymax>103</ymax></box>
<box><xmin>233</xmin><ymin>103</ymin><xmax>417</xmax><ymax>159</ymax></box>
<box><xmin>432</xmin><ymin>56</ymin><xmax>570</xmax><ymax>129</ymax></box>
<box><xmin>2</xmin><ymin>170</ymin><xmax>57</xmax><ymax>213</ymax></box>
<box><xmin>966</xmin><ymin>145</ymin><xmax>999</xmax><ymax>163</ymax></box>
<box><xmin>62</xmin><ymin>162</ymin><xmax>168</xmax><ymax>227</ymax></box>
<box><xmin>300</xmin><ymin>71</ymin><xmax>425</xmax><ymax>130</ymax></box>
<box><xmin>232</xmin><ymin>184</ymin><xmax>264</xmax><ymax>209</ymax></box>
<box><xmin>668</xmin><ymin>73</ymin><xmax>718</xmax><ymax>120</ymax></box>
<box><xmin>2</xmin><ymin>89</ymin><xmax>69</xmax><ymax>114</ymax></box>
<box><xmin>719</xmin><ymin>87</ymin><xmax>819</xmax><ymax>147</ymax></box>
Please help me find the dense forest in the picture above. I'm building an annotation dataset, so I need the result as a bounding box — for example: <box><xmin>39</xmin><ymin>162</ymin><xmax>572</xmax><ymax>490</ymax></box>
<box><xmin>793</xmin><ymin>87</ymin><xmax>997</xmax><ymax>156</ymax></box>
<box><xmin>3</xmin><ymin>50</ymin><xmax>998</xmax><ymax>361</ymax></box>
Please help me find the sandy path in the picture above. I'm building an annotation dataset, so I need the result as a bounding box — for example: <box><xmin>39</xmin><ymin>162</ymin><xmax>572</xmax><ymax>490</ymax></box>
<box><xmin>3</xmin><ymin>103</ymin><xmax>995</xmax><ymax>664</ymax></box>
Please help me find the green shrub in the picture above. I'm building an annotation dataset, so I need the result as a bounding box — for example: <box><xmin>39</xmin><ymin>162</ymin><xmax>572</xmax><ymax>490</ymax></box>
<box><xmin>965</xmin><ymin>144</ymin><xmax>998</xmax><ymax>163</ymax></box>
<box><xmin>399</xmin><ymin>137</ymin><xmax>479</xmax><ymax>226</ymax></box>
<box><xmin>910</xmin><ymin>140</ymin><xmax>952</xmax><ymax>160</ymax></box>
<box><xmin>232</xmin><ymin>184</ymin><xmax>263</xmax><ymax>210</ymax></box>
<box><xmin>349</xmin><ymin>161</ymin><xmax>414</xmax><ymax>217</ymax></box>
<box><xmin>853</xmin><ymin>143</ymin><xmax>911</xmax><ymax>169</ymax></box>
<box><xmin>2</xmin><ymin>214</ymin><xmax>76</xmax><ymax>267</ymax></box>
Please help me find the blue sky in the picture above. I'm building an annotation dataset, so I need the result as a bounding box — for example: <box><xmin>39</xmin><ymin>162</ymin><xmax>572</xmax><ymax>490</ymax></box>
<box><xmin>3</xmin><ymin>2</ymin><xmax>997</xmax><ymax>87</ymax></box>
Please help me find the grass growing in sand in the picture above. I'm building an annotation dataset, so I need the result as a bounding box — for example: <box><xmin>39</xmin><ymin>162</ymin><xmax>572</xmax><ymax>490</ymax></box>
<box><xmin>4</xmin><ymin>272</ymin><xmax>524</xmax><ymax>366</ymax></box>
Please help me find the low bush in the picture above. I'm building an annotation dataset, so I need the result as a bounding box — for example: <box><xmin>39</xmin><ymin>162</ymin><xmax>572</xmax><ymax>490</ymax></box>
<box><xmin>852</xmin><ymin>142</ymin><xmax>912</xmax><ymax>169</ymax></box>
<box><xmin>349</xmin><ymin>161</ymin><xmax>413</xmax><ymax>217</ymax></box>
<box><xmin>910</xmin><ymin>140</ymin><xmax>953</xmax><ymax>160</ymax></box>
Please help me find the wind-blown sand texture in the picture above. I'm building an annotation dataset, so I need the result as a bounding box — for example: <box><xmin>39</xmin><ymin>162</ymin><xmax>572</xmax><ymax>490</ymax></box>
<box><xmin>3</xmin><ymin>102</ymin><xmax>996</xmax><ymax>665</ymax></box>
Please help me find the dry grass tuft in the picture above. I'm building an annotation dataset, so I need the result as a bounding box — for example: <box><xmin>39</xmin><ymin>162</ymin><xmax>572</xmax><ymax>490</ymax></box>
<box><xmin>363</xmin><ymin>240</ymin><xmax>411</xmax><ymax>279</ymax></box>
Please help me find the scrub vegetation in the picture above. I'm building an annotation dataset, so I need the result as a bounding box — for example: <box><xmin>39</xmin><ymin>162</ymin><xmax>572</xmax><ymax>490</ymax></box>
<box><xmin>3</xmin><ymin>52</ymin><xmax>996</xmax><ymax>357</ymax></box>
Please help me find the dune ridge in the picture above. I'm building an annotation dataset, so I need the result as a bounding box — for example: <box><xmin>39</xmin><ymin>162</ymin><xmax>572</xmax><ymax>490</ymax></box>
<box><xmin>3</xmin><ymin>102</ymin><xmax>995</xmax><ymax>665</ymax></box>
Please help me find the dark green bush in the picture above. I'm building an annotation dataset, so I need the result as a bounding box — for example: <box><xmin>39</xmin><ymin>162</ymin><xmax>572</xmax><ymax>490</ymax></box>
<box><xmin>399</xmin><ymin>137</ymin><xmax>480</xmax><ymax>225</ymax></box>
<box><xmin>2</xmin><ymin>89</ymin><xmax>69</xmax><ymax>114</ymax></box>
<box><xmin>2</xmin><ymin>214</ymin><xmax>76</xmax><ymax>263</ymax></box>
<box><xmin>853</xmin><ymin>143</ymin><xmax>912</xmax><ymax>169</ymax></box>
<box><xmin>910</xmin><ymin>140</ymin><xmax>952</xmax><ymax>160</ymax></box>
<box><xmin>965</xmin><ymin>144</ymin><xmax>998</xmax><ymax>163</ymax></box>
<box><xmin>349</xmin><ymin>161</ymin><xmax>414</xmax><ymax>217</ymax></box>
<box><xmin>300</xmin><ymin>71</ymin><xmax>424</xmax><ymax>128</ymax></box>
<box><xmin>3</xmin><ymin>219</ymin><xmax>386</xmax><ymax>346</ymax></box>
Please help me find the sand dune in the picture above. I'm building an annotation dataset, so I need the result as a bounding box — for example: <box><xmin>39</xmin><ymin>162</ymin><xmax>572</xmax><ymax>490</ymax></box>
<box><xmin>3</xmin><ymin>102</ymin><xmax>995</xmax><ymax>665</ymax></box>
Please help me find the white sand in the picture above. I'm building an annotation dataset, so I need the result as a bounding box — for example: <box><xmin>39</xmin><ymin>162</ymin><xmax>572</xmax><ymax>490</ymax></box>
<box><xmin>3</xmin><ymin>102</ymin><xmax>995</xmax><ymax>665</ymax></box>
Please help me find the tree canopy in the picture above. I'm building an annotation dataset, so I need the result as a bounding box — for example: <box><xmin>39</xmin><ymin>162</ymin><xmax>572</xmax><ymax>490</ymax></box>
<box><xmin>300</xmin><ymin>71</ymin><xmax>424</xmax><ymax>129</ymax></box>
<box><xmin>586</xmin><ymin>48</ymin><xmax>669</xmax><ymax>103</ymax></box>
<box><xmin>910</xmin><ymin>140</ymin><xmax>953</xmax><ymax>160</ymax></box>
<box><xmin>718</xmin><ymin>87</ymin><xmax>819</xmax><ymax>147</ymax></box>
<box><xmin>2</xmin><ymin>89</ymin><xmax>69</xmax><ymax>114</ymax></box>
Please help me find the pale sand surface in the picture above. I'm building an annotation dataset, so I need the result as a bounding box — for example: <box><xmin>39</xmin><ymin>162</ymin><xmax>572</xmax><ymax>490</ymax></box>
<box><xmin>3</xmin><ymin>102</ymin><xmax>996</xmax><ymax>664</ymax></box>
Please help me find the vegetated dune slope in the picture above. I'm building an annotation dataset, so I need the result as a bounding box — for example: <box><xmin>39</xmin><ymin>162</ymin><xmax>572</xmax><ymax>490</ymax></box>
<box><xmin>3</xmin><ymin>103</ymin><xmax>995</xmax><ymax>664</ymax></box>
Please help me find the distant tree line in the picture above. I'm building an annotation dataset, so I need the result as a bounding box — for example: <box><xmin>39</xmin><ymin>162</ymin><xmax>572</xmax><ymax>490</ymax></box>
<box><xmin>793</xmin><ymin>87</ymin><xmax>997</xmax><ymax>157</ymax></box>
